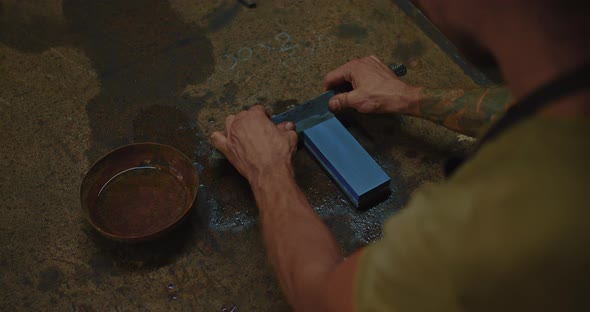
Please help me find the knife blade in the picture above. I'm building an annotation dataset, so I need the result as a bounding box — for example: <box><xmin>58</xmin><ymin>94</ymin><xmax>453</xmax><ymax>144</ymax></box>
<box><xmin>211</xmin><ymin>63</ymin><xmax>406</xmax><ymax>159</ymax></box>
<box><xmin>211</xmin><ymin>90</ymin><xmax>338</xmax><ymax>159</ymax></box>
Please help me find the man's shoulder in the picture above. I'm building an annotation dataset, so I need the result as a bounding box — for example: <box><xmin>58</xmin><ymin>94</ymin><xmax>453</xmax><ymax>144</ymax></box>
<box><xmin>355</xmin><ymin>117</ymin><xmax>590</xmax><ymax>312</ymax></box>
<box><xmin>449</xmin><ymin>116</ymin><xmax>589</xmax><ymax>205</ymax></box>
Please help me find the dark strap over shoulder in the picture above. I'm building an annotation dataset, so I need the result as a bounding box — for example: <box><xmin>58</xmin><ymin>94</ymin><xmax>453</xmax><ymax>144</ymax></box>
<box><xmin>445</xmin><ymin>63</ymin><xmax>590</xmax><ymax>177</ymax></box>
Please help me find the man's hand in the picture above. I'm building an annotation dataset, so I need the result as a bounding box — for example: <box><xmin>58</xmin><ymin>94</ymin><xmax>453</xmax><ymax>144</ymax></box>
<box><xmin>210</xmin><ymin>105</ymin><xmax>298</xmax><ymax>184</ymax></box>
<box><xmin>324</xmin><ymin>55</ymin><xmax>421</xmax><ymax>114</ymax></box>
<box><xmin>211</xmin><ymin>105</ymin><xmax>359</xmax><ymax>312</ymax></box>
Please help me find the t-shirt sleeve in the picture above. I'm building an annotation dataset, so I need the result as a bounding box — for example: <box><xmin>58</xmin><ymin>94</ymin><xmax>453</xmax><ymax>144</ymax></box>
<box><xmin>354</xmin><ymin>184</ymin><xmax>463</xmax><ymax>312</ymax></box>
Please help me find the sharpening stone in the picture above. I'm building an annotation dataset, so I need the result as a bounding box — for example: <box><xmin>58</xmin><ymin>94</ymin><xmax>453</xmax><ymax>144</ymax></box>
<box><xmin>302</xmin><ymin>117</ymin><xmax>391</xmax><ymax>209</ymax></box>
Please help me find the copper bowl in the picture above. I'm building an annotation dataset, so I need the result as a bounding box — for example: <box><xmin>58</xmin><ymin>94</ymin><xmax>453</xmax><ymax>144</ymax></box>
<box><xmin>80</xmin><ymin>143</ymin><xmax>198</xmax><ymax>242</ymax></box>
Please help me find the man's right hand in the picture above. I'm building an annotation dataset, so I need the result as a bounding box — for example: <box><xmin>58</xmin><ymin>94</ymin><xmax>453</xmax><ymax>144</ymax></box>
<box><xmin>323</xmin><ymin>56</ymin><xmax>422</xmax><ymax>115</ymax></box>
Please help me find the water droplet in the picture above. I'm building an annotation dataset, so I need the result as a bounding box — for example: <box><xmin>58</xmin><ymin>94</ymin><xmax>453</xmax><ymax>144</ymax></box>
<box><xmin>193</xmin><ymin>162</ymin><xmax>204</xmax><ymax>172</ymax></box>
<box><xmin>167</xmin><ymin>282</ymin><xmax>175</xmax><ymax>290</ymax></box>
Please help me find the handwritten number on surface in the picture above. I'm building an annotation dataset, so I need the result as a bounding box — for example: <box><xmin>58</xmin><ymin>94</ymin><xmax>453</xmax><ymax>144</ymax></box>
<box><xmin>223</xmin><ymin>53</ymin><xmax>238</xmax><ymax>70</ymax></box>
<box><xmin>275</xmin><ymin>32</ymin><xmax>298</xmax><ymax>52</ymax></box>
<box><xmin>222</xmin><ymin>32</ymin><xmax>330</xmax><ymax>70</ymax></box>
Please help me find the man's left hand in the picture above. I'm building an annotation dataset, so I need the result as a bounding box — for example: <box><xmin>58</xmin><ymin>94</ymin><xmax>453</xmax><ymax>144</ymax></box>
<box><xmin>210</xmin><ymin>105</ymin><xmax>298</xmax><ymax>185</ymax></box>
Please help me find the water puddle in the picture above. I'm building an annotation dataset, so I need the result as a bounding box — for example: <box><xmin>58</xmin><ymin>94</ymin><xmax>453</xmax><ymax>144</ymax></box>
<box><xmin>96</xmin><ymin>167</ymin><xmax>186</xmax><ymax>237</ymax></box>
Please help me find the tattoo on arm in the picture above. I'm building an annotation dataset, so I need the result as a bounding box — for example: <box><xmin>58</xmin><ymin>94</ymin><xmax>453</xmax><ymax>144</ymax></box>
<box><xmin>417</xmin><ymin>86</ymin><xmax>512</xmax><ymax>137</ymax></box>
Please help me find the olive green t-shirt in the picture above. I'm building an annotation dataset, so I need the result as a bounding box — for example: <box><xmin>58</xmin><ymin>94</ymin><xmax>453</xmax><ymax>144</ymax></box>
<box><xmin>356</xmin><ymin>117</ymin><xmax>590</xmax><ymax>311</ymax></box>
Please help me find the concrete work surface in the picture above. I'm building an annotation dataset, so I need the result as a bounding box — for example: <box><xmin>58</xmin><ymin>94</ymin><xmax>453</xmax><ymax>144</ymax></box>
<box><xmin>1</xmin><ymin>0</ymin><xmax>485</xmax><ymax>310</ymax></box>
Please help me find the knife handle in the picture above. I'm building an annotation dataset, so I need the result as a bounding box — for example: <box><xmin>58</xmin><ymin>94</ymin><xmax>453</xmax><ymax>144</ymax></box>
<box><xmin>332</xmin><ymin>63</ymin><xmax>406</xmax><ymax>95</ymax></box>
<box><xmin>333</xmin><ymin>82</ymin><xmax>353</xmax><ymax>94</ymax></box>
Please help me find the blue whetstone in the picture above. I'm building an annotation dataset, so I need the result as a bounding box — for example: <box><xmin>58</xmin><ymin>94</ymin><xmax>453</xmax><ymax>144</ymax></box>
<box><xmin>302</xmin><ymin>117</ymin><xmax>391</xmax><ymax>209</ymax></box>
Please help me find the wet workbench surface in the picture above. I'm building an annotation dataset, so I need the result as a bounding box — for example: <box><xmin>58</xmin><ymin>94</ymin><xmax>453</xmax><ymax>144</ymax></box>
<box><xmin>0</xmin><ymin>0</ymin><xmax>481</xmax><ymax>310</ymax></box>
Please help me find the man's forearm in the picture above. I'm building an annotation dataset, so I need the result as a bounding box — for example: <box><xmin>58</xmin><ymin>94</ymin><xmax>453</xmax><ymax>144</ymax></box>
<box><xmin>250</xmin><ymin>168</ymin><xmax>343</xmax><ymax>310</ymax></box>
<box><xmin>408</xmin><ymin>86</ymin><xmax>512</xmax><ymax>137</ymax></box>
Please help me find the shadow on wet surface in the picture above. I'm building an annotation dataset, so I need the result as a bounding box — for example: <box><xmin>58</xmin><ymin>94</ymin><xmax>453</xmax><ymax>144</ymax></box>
<box><xmin>61</xmin><ymin>0</ymin><xmax>215</xmax><ymax>161</ymax></box>
<box><xmin>0</xmin><ymin>0</ymin><xmax>216</xmax><ymax>161</ymax></box>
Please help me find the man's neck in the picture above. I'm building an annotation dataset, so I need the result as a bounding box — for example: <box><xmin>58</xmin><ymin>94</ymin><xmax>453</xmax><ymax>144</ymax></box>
<box><xmin>481</xmin><ymin>10</ymin><xmax>590</xmax><ymax>115</ymax></box>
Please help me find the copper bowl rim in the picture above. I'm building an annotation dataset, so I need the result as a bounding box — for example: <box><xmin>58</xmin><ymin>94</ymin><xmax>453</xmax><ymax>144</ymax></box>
<box><xmin>80</xmin><ymin>143</ymin><xmax>198</xmax><ymax>242</ymax></box>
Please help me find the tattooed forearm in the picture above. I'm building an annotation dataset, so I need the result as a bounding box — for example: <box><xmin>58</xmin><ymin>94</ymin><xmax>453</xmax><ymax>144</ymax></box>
<box><xmin>414</xmin><ymin>86</ymin><xmax>512</xmax><ymax>137</ymax></box>
<box><xmin>416</xmin><ymin>87</ymin><xmax>512</xmax><ymax>136</ymax></box>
